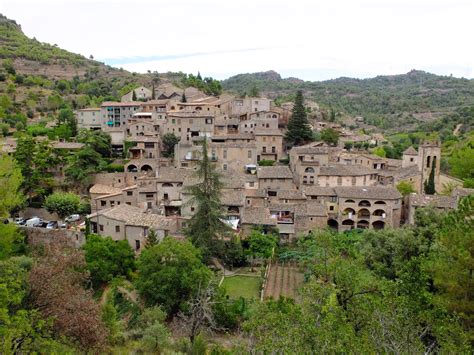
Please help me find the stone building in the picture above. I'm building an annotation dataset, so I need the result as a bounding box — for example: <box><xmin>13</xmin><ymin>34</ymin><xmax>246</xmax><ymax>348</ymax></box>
<box><xmin>76</xmin><ymin>108</ymin><xmax>101</xmax><ymax>130</ymax></box>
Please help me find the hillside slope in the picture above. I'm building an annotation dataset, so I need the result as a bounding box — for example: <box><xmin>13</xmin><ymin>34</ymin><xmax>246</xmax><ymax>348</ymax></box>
<box><xmin>222</xmin><ymin>70</ymin><xmax>474</xmax><ymax>121</ymax></box>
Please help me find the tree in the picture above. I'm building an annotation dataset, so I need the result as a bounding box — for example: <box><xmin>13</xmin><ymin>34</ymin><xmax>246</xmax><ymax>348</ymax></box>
<box><xmin>151</xmin><ymin>84</ymin><xmax>156</xmax><ymax>100</ymax></box>
<box><xmin>144</xmin><ymin>229</ymin><xmax>159</xmax><ymax>248</ymax></box>
<box><xmin>424</xmin><ymin>163</ymin><xmax>436</xmax><ymax>195</ymax></box>
<box><xmin>320</xmin><ymin>128</ymin><xmax>340</xmax><ymax>146</ymax></box>
<box><xmin>249</xmin><ymin>84</ymin><xmax>259</xmax><ymax>97</ymax></box>
<box><xmin>246</xmin><ymin>228</ymin><xmax>277</xmax><ymax>268</ymax></box>
<box><xmin>135</xmin><ymin>237</ymin><xmax>212</xmax><ymax>314</ymax></box>
<box><xmin>162</xmin><ymin>133</ymin><xmax>180</xmax><ymax>158</ymax></box>
<box><xmin>83</xmin><ymin>234</ymin><xmax>135</xmax><ymax>287</ymax></box>
<box><xmin>429</xmin><ymin>196</ymin><xmax>474</xmax><ymax>339</ymax></box>
<box><xmin>135</xmin><ymin>307</ymin><xmax>170</xmax><ymax>351</ymax></box>
<box><xmin>396</xmin><ymin>180</ymin><xmax>416</xmax><ymax>196</ymax></box>
<box><xmin>29</xmin><ymin>245</ymin><xmax>108</xmax><ymax>350</ymax></box>
<box><xmin>181</xmin><ymin>92</ymin><xmax>187</xmax><ymax>103</ymax></box>
<box><xmin>44</xmin><ymin>192</ymin><xmax>81</xmax><ymax>220</ymax></box>
<box><xmin>132</xmin><ymin>89</ymin><xmax>137</xmax><ymax>101</ymax></box>
<box><xmin>0</xmin><ymin>123</ymin><xmax>9</xmax><ymax>136</ymax></box>
<box><xmin>0</xmin><ymin>154</ymin><xmax>24</xmax><ymax>217</ymax></box>
<box><xmin>14</xmin><ymin>135</ymin><xmax>38</xmax><ymax>202</ymax></box>
<box><xmin>77</xmin><ymin>129</ymin><xmax>112</xmax><ymax>157</ymax></box>
<box><xmin>65</xmin><ymin>146</ymin><xmax>106</xmax><ymax>188</ymax></box>
<box><xmin>184</xmin><ymin>140</ymin><xmax>230</xmax><ymax>257</ymax></box>
<box><xmin>285</xmin><ymin>90</ymin><xmax>313</xmax><ymax>146</ymax></box>
<box><xmin>449</xmin><ymin>145</ymin><xmax>474</xmax><ymax>182</ymax></box>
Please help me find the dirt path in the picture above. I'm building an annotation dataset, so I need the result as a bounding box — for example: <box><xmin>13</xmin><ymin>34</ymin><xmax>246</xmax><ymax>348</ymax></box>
<box><xmin>453</xmin><ymin>123</ymin><xmax>462</xmax><ymax>136</ymax></box>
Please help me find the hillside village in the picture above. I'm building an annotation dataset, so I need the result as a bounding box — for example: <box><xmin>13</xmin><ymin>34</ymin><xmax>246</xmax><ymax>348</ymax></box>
<box><xmin>1</xmin><ymin>11</ymin><xmax>474</xmax><ymax>353</ymax></box>
<box><xmin>2</xmin><ymin>83</ymin><xmax>468</xmax><ymax>252</ymax></box>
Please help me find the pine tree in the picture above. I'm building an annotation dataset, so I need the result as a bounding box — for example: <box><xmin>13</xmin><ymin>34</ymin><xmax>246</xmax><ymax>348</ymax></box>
<box><xmin>145</xmin><ymin>229</ymin><xmax>159</xmax><ymax>248</ymax></box>
<box><xmin>181</xmin><ymin>92</ymin><xmax>187</xmax><ymax>103</ymax></box>
<box><xmin>197</xmin><ymin>72</ymin><xmax>202</xmax><ymax>81</ymax></box>
<box><xmin>424</xmin><ymin>164</ymin><xmax>436</xmax><ymax>195</ymax></box>
<box><xmin>285</xmin><ymin>90</ymin><xmax>313</xmax><ymax>147</ymax></box>
<box><xmin>185</xmin><ymin>140</ymin><xmax>229</xmax><ymax>257</ymax></box>
<box><xmin>132</xmin><ymin>89</ymin><xmax>137</xmax><ymax>101</ymax></box>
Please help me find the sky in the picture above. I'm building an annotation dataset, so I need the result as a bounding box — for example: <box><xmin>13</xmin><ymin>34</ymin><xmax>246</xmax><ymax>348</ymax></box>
<box><xmin>1</xmin><ymin>0</ymin><xmax>473</xmax><ymax>81</ymax></box>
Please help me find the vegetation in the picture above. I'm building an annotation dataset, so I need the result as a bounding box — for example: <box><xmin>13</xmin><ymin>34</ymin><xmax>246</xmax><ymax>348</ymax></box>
<box><xmin>161</xmin><ymin>132</ymin><xmax>180</xmax><ymax>158</ymax></box>
<box><xmin>43</xmin><ymin>192</ymin><xmax>81</xmax><ymax>219</ymax></box>
<box><xmin>221</xmin><ymin>276</ymin><xmax>260</xmax><ymax>299</ymax></box>
<box><xmin>182</xmin><ymin>72</ymin><xmax>222</xmax><ymax>96</ymax></box>
<box><xmin>285</xmin><ymin>90</ymin><xmax>313</xmax><ymax>146</ymax></box>
<box><xmin>396</xmin><ymin>180</ymin><xmax>416</xmax><ymax>196</ymax></box>
<box><xmin>185</xmin><ymin>140</ymin><xmax>230</xmax><ymax>257</ymax></box>
<box><xmin>320</xmin><ymin>127</ymin><xmax>340</xmax><ymax>145</ymax></box>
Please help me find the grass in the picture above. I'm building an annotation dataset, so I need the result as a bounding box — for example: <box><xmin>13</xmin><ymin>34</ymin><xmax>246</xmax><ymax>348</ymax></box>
<box><xmin>221</xmin><ymin>275</ymin><xmax>260</xmax><ymax>299</ymax></box>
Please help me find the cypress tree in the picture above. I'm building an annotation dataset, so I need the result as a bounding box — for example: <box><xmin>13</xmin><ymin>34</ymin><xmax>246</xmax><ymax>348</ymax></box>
<box><xmin>132</xmin><ymin>89</ymin><xmax>137</xmax><ymax>101</ymax></box>
<box><xmin>424</xmin><ymin>163</ymin><xmax>436</xmax><ymax>195</ymax></box>
<box><xmin>285</xmin><ymin>90</ymin><xmax>313</xmax><ymax>147</ymax></box>
<box><xmin>181</xmin><ymin>92</ymin><xmax>187</xmax><ymax>103</ymax></box>
<box><xmin>151</xmin><ymin>84</ymin><xmax>155</xmax><ymax>100</ymax></box>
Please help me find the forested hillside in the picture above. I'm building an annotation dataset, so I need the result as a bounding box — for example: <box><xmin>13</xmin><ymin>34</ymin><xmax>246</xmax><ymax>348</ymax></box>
<box><xmin>223</xmin><ymin>70</ymin><xmax>474</xmax><ymax>129</ymax></box>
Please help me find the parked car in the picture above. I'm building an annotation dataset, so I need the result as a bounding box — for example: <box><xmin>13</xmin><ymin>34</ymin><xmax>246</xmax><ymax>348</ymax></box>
<box><xmin>15</xmin><ymin>217</ymin><xmax>26</xmax><ymax>225</ymax></box>
<box><xmin>59</xmin><ymin>223</ymin><xmax>67</xmax><ymax>229</ymax></box>
<box><xmin>65</xmin><ymin>214</ymin><xmax>80</xmax><ymax>223</ymax></box>
<box><xmin>26</xmin><ymin>217</ymin><xmax>42</xmax><ymax>227</ymax></box>
<box><xmin>46</xmin><ymin>221</ymin><xmax>58</xmax><ymax>229</ymax></box>
<box><xmin>37</xmin><ymin>221</ymin><xmax>49</xmax><ymax>228</ymax></box>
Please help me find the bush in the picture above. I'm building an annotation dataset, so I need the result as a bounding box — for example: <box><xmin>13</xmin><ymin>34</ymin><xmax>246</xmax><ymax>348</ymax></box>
<box><xmin>105</xmin><ymin>163</ymin><xmax>125</xmax><ymax>172</ymax></box>
<box><xmin>258</xmin><ymin>159</ymin><xmax>275</xmax><ymax>166</ymax></box>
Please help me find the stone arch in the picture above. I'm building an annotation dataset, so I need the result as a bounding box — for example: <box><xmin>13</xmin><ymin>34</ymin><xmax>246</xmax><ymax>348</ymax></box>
<box><xmin>345</xmin><ymin>199</ymin><xmax>355</xmax><ymax>203</ymax></box>
<box><xmin>127</xmin><ymin>164</ymin><xmax>138</xmax><ymax>172</ymax></box>
<box><xmin>372</xmin><ymin>220</ymin><xmax>385</xmax><ymax>230</ymax></box>
<box><xmin>357</xmin><ymin>220</ymin><xmax>369</xmax><ymax>229</ymax></box>
<box><xmin>373</xmin><ymin>209</ymin><xmax>386</xmax><ymax>217</ymax></box>
<box><xmin>305</xmin><ymin>167</ymin><xmax>315</xmax><ymax>173</ymax></box>
<box><xmin>374</xmin><ymin>201</ymin><xmax>386</xmax><ymax>205</ymax></box>
<box><xmin>357</xmin><ymin>208</ymin><xmax>371</xmax><ymax>218</ymax></box>
<box><xmin>342</xmin><ymin>219</ymin><xmax>354</xmax><ymax>226</ymax></box>
<box><xmin>343</xmin><ymin>208</ymin><xmax>355</xmax><ymax>216</ymax></box>
<box><xmin>140</xmin><ymin>164</ymin><xmax>153</xmax><ymax>172</ymax></box>
<box><xmin>358</xmin><ymin>200</ymin><xmax>371</xmax><ymax>207</ymax></box>
<box><xmin>327</xmin><ymin>219</ymin><xmax>338</xmax><ymax>230</ymax></box>
<box><xmin>162</xmin><ymin>182</ymin><xmax>173</xmax><ymax>187</ymax></box>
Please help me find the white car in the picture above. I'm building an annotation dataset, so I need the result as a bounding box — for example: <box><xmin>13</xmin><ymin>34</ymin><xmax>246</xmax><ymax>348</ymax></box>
<box><xmin>65</xmin><ymin>214</ymin><xmax>80</xmax><ymax>223</ymax></box>
<box><xmin>26</xmin><ymin>217</ymin><xmax>42</xmax><ymax>227</ymax></box>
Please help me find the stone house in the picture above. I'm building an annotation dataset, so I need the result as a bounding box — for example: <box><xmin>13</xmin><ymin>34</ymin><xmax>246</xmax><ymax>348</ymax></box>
<box><xmin>254</xmin><ymin>129</ymin><xmax>283</xmax><ymax>162</ymax></box>
<box><xmin>121</xmin><ymin>86</ymin><xmax>152</xmax><ymax>102</ymax></box>
<box><xmin>125</xmin><ymin>136</ymin><xmax>161</xmax><ymax>174</ymax></box>
<box><xmin>209</xmin><ymin>141</ymin><xmax>257</xmax><ymax>173</ymax></box>
<box><xmin>257</xmin><ymin>166</ymin><xmax>295</xmax><ymax>191</ymax></box>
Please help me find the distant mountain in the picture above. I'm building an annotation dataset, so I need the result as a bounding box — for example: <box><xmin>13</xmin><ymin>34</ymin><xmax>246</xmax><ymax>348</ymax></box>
<box><xmin>222</xmin><ymin>70</ymin><xmax>474</xmax><ymax>120</ymax></box>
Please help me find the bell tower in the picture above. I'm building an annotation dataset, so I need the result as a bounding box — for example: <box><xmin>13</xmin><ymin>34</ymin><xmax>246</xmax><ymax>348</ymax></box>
<box><xmin>418</xmin><ymin>140</ymin><xmax>441</xmax><ymax>193</ymax></box>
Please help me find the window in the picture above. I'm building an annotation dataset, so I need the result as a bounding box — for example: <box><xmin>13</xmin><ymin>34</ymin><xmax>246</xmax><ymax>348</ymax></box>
<box><xmin>272</xmin><ymin>146</ymin><xmax>276</xmax><ymax>153</ymax></box>
<box><xmin>135</xmin><ymin>240</ymin><xmax>141</xmax><ymax>251</ymax></box>
<box><xmin>223</xmin><ymin>164</ymin><xmax>227</xmax><ymax>170</ymax></box>
<box><xmin>248</xmin><ymin>150</ymin><xmax>252</xmax><ymax>158</ymax></box>
<box><xmin>426</xmin><ymin>156</ymin><xmax>431</xmax><ymax>168</ymax></box>
<box><xmin>147</xmin><ymin>202</ymin><xmax>152</xmax><ymax>208</ymax></box>
<box><xmin>101</xmin><ymin>200</ymin><xmax>107</xmax><ymax>207</ymax></box>
<box><xmin>223</xmin><ymin>149</ymin><xmax>227</xmax><ymax>159</ymax></box>
<box><xmin>144</xmin><ymin>142</ymin><xmax>155</xmax><ymax>148</ymax></box>
<box><xmin>99</xmin><ymin>224</ymin><xmax>104</xmax><ymax>231</ymax></box>
<box><xmin>330</xmin><ymin>196</ymin><xmax>337</xmax><ymax>202</ymax></box>
<box><xmin>191</xmin><ymin>207</ymin><xmax>195</xmax><ymax>212</ymax></box>
<box><xmin>205</xmin><ymin>118</ymin><xmax>213</xmax><ymax>124</ymax></box>
<box><xmin>249</xmin><ymin>182</ymin><xmax>255</xmax><ymax>187</ymax></box>
<box><xmin>126</xmin><ymin>202</ymin><xmax>131</xmax><ymax>205</ymax></box>
<box><xmin>337</xmin><ymin>177</ymin><xmax>342</xmax><ymax>186</ymax></box>
<box><xmin>127</xmin><ymin>191</ymin><xmax>133</xmax><ymax>196</ymax></box>
<box><xmin>329</xmin><ymin>206</ymin><xmax>334</xmax><ymax>211</ymax></box>
<box><xmin>110</xmin><ymin>201</ymin><xmax>115</xmax><ymax>207</ymax></box>
<box><xmin>164</xmin><ymin>193</ymin><xmax>169</xmax><ymax>200</ymax></box>
<box><xmin>146</xmin><ymin>194</ymin><xmax>154</xmax><ymax>199</ymax></box>
<box><xmin>172</xmin><ymin>119</ymin><xmax>176</xmax><ymax>124</ymax></box>
<box><xmin>410</xmin><ymin>157</ymin><xmax>414</xmax><ymax>162</ymax></box>
<box><xmin>115</xmin><ymin>225</ymin><xmax>120</xmax><ymax>232</ymax></box>
<box><xmin>262</xmin><ymin>146</ymin><xmax>266</xmax><ymax>153</ymax></box>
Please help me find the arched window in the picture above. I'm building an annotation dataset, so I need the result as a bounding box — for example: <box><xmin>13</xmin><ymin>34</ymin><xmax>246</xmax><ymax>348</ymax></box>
<box><xmin>357</xmin><ymin>220</ymin><xmax>369</xmax><ymax>229</ymax></box>
<box><xmin>305</xmin><ymin>167</ymin><xmax>315</xmax><ymax>173</ymax></box>
<box><xmin>140</xmin><ymin>164</ymin><xmax>153</xmax><ymax>172</ymax></box>
<box><xmin>127</xmin><ymin>164</ymin><xmax>138</xmax><ymax>172</ymax></box>
<box><xmin>327</xmin><ymin>219</ymin><xmax>338</xmax><ymax>230</ymax></box>
<box><xmin>358</xmin><ymin>200</ymin><xmax>371</xmax><ymax>207</ymax></box>
<box><xmin>162</xmin><ymin>183</ymin><xmax>173</xmax><ymax>187</ymax></box>
<box><xmin>345</xmin><ymin>199</ymin><xmax>355</xmax><ymax>203</ymax></box>
<box><xmin>358</xmin><ymin>208</ymin><xmax>370</xmax><ymax>218</ymax></box>
<box><xmin>426</xmin><ymin>156</ymin><xmax>431</xmax><ymax>168</ymax></box>
<box><xmin>373</xmin><ymin>209</ymin><xmax>386</xmax><ymax>217</ymax></box>
<box><xmin>374</xmin><ymin>201</ymin><xmax>386</xmax><ymax>205</ymax></box>
<box><xmin>342</xmin><ymin>219</ymin><xmax>354</xmax><ymax>226</ymax></box>
<box><xmin>372</xmin><ymin>220</ymin><xmax>385</xmax><ymax>230</ymax></box>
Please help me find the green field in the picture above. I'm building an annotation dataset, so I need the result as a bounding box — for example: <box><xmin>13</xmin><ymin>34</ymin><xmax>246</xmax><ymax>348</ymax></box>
<box><xmin>221</xmin><ymin>275</ymin><xmax>261</xmax><ymax>299</ymax></box>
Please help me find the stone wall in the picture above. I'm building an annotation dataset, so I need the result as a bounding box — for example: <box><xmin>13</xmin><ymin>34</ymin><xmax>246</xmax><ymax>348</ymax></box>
<box><xmin>23</xmin><ymin>227</ymin><xmax>85</xmax><ymax>249</ymax></box>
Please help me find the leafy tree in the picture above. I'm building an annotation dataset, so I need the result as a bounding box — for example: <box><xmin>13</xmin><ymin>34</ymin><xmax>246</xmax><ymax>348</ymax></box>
<box><xmin>44</xmin><ymin>192</ymin><xmax>81</xmax><ymax>220</ymax></box>
<box><xmin>246</xmin><ymin>228</ymin><xmax>277</xmax><ymax>267</ymax></box>
<box><xmin>184</xmin><ymin>140</ymin><xmax>230</xmax><ymax>257</ymax></box>
<box><xmin>135</xmin><ymin>306</ymin><xmax>170</xmax><ymax>352</ymax></box>
<box><xmin>424</xmin><ymin>163</ymin><xmax>436</xmax><ymax>195</ymax></box>
<box><xmin>0</xmin><ymin>224</ymin><xmax>26</xmax><ymax>260</ymax></box>
<box><xmin>0</xmin><ymin>123</ymin><xmax>9</xmax><ymax>136</ymax></box>
<box><xmin>222</xmin><ymin>235</ymin><xmax>245</xmax><ymax>268</ymax></box>
<box><xmin>83</xmin><ymin>234</ymin><xmax>136</xmax><ymax>287</ymax></box>
<box><xmin>77</xmin><ymin>129</ymin><xmax>112</xmax><ymax>157</ymax></box>
<box><xmin>320</xmin><ymin>128</ymin><xmax>340</xmax><ymax>146</ymax></box>
<box><xmin>396</xmin><ymin>180</ymin><xmax>415</xmax><ymax>196</ymax></box>
<box><xmin>14</xmin><ymin>135</ymin><xmax>39</xmax><ymax>202</ymax></box>
<box><xmin>429</xmin><ymin>196</ymin><xmax>474</xmax><ymax>340</ymax></box>
<box><xmin>449</xmin><ymin>144</ymin><xmax>474</xmax><ymax>183</ymax></box>
<box><xmin>249</xmin><ymin>84</ymin><xmax>259</xmax><ymax>97</ymax></box>
<box><xmin>161</xmin><ymin>133</ymin><xmax>180</xmax><ymax>158</ymax></box>
<box><xmin>0</xmin><ymin>154</ymin><xmax>24</xmax><ymax>217</ymax></box>
<box><xmin>135</xmin><ymin>237</ymin><xmax>212</xmax><ymax>314</ymax></box>
<box><xmin>65</xmin><ymin>146</ymin><xmax>106</xmax><ymax>187</ymax></box>
<box><xmin>285</xmin><ymin>90</ymin><xmax>313</xmax><ymax>146</ymax></box>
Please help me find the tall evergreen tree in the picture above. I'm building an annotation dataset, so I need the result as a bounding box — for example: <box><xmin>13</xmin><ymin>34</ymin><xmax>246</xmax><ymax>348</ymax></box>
<box><xmin>285</xmin><ymin>90</ymin><xmax>313</xmax><ymax>147</ymax></box>
<box><xmin>185</xmin><ymin>140</ymin><xmax>229</xmax><ymax>257</ymax></box>
<box><xmin>424</xmin><ymin>164</ymin><xmax>436</xmax><ymax>195</ymax></box>
<box><xmin>132</xmin><ymin>89</ymin><xmax>137</xmax><ymax>101</ymax></box>
<box><xmin>196</xmin><ymin>72</ymin><xmax>202</xmax><ymax>81</ymax></box>
<box><xmin>145</xmin><ymin>229</ymin><xmax>159</xmax><ymax>248</ymax></box>
<box><xmin>181</xmin><ymin>92</ymin><xmax>187</xmax><ymax>103</ymax></box>
<box><xmin>151</xmin><ymin>84</ymin><xmax>156</xmax><ymax>100</ymax></box>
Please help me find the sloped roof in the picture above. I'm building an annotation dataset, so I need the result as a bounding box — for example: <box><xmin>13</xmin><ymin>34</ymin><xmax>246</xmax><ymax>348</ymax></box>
<box><xmin>319</xmin><ymin>165</ymin><xmax>378</xmax><ymax>176</ymax></box>
<box><xmin>295</xmin><ymin>201</ymin><xmax>326</xmax><ymax>216</ymax></box>
<box><xmin>277</xmin><ymin>190</ymin><xmax>307</xmax><ymax>200</ymax></box>
<box><xmin>408</xmin><ymin>194</ymin><xmax>458</xmax><ymax>209</ymax></box>
<box><xmin>334</xmin><ymin>186</ymin><xmax>402</xmax><ymax>200</ymax></box>
<box><xmin>241</xmin><ymin>207</ymin><xmax>277</xmax><ymax>225</ymax></box>
<box><xmin>403</xmin><ymin>146</ymin><xmax>418</xmax><ymax>155</ymax></box>
<box><xmin>301</xmin><ymin>186</ymin><xmax>336</xmax><ymax>196</ymax></box>
<box><xmin>89</xmin><ymin>184</ymin><xmax>123</xmax><ymax>195</ymax></box>
<box><xmin>257</xmin><ymin>166</ymin><xmax>293</xmax><ymax>179</ymax></box>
